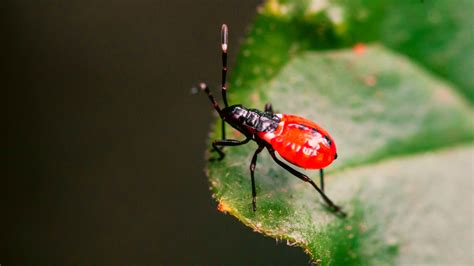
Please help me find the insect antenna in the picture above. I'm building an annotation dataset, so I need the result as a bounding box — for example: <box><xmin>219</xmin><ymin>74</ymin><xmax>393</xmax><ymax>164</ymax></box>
<box><xmin>221</xmin><ymin>24</ymin><xmax>229</xmax><ymax>108</ymax></box>
<box><xmin>192</xmin><ymin>82</ymin><xmax>222</xmax><ymax>115</ymax></box>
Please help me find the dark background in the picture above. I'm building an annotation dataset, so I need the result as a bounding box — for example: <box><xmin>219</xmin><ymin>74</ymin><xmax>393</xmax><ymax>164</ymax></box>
<box><xmin>4</xmin><ymin>0</ymin><xmax>310</xmax><ymax>264</ymax></box>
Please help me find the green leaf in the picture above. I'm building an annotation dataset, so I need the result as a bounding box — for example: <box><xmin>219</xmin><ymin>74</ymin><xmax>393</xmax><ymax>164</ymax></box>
<box><xmin>230</xmin><ymin>0</ymin><xmax>474</xmax><ymax>103</ymax></box>
<box><xmin>205</xmin><ymin>0</ymin><xmax>474</xmax><ymax>264</ymax></box>
<box><xmin>340</xmin><ymin>0</ymin><xmax>474</xmax><ymax>103</ymax></box>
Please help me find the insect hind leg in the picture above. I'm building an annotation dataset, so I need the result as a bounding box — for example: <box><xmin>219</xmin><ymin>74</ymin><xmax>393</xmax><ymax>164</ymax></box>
<box><xmin>267</xmin><ymin>146</ymin><xmax>346</xmax><ymax>217</ymax></box>
<box><xmin>320</xmin><ymin>169</ymin><xmax>325</xmax><ymax>192</ymax></box>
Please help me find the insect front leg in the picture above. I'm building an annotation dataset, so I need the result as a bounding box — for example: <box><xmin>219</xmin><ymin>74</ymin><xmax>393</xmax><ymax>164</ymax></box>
<box><xmin>211</xmin><ymin>137</ymin><xmax>251</xmax><ymax>161</ymax></box>
<box><xmin>221</xmin><ymin>119</ymin><xmax>226</xmax><ymax>139</ymax></box>
<box><xmin>249</xmin><ymin>145</ymin><xmax>265</xmax><ymax>211</ymax></box>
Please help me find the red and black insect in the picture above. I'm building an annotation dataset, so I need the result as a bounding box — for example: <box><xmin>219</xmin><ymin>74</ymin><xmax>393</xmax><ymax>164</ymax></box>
<box><xmin>195</xmin><ymin>24</ymin><xmax>345</xmax><ymax>217</ymax></box>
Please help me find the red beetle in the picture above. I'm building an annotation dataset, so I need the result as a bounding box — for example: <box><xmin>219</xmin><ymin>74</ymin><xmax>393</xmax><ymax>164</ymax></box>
<box><xmin>195</xmin><ymin>25</ymin><xmax>345</xmax><ymax>217</ymax></box>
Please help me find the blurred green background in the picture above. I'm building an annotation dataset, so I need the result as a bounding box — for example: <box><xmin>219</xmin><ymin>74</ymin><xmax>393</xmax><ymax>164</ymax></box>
<box><xmin>4</xmin><ymin>0</ymin><xmax>312</xmax><ymax>264</ymax></box>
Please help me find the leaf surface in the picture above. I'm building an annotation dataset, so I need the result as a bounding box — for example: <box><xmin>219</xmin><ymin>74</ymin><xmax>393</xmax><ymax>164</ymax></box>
<box><xmin>205</xmin><ymin>1</ymin><xmax>474</xmax><ymax>264</ymax></box>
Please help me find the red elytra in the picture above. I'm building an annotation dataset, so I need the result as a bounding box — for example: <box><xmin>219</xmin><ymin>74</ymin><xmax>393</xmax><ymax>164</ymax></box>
<box><xmin>258</xmin><ymin>114</ymin><xmax>337</xmax><ymax>169</ymax></box>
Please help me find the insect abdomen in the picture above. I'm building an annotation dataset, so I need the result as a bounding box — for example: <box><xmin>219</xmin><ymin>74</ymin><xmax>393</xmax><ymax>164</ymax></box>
<box><xmin>258</xmin><ymin>114</ymin><xmax>337</xmax><ymax>169</ymax></box>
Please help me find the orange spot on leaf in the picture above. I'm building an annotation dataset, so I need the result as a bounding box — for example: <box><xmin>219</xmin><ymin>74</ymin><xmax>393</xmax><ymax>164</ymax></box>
<box><xmin>217</xmin><ymin>201</ymin><xmax>232</xmax><ymax>213</ymax></box>
<box><xmin>353</xmin><ymin>43</ymin><xmax>366</xmax><ymax>55</ymax></box>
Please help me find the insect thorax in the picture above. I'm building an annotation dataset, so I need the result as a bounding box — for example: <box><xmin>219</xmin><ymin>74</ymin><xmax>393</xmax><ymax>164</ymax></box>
<box><xmin>223</xmin><ymin>105</ymin><xmax>280</xmax><ymax>134</ymax></box>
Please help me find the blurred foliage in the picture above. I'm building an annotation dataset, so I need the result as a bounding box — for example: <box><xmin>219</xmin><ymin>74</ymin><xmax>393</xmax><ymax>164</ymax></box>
<box><xmin>205</xmin><ymin>0</ymin><xmax>474</xmax><ymax>264</ymax></box>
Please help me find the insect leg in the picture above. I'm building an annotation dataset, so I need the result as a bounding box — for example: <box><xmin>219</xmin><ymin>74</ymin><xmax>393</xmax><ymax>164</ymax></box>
<box><xmin>221</xmin><ymin>120</ymin><xmax>226</xmax><ymax>139</ymax></box>
<box><xmin>267</xmin><ymin>147</ymin><xmax>346</xmax><ymax>217</ymax></box>
<box><xmin>250</xmin><ymin>145</ymin><xmax>265</xmax><ymax>211</ymax></box>
<box><xmin>211</xmin><ymin>138</ymin><xmax>251</xmax><ymax>161</ymax></box>
<box><xmin>264</xmin><ymin>103</ymin><xmax>273</xmax><ymax>114</ymax></box>
<box><xmin>320</xmin><ymin>169</ymin><xmax>325</xmax><ymax>192</ymax></box>
<box><xmin>194</xmin><ymin>83</ymin><xmax>221</xmax><ymax>114</ymax></box>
